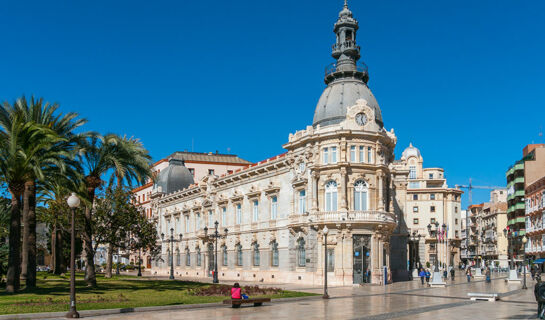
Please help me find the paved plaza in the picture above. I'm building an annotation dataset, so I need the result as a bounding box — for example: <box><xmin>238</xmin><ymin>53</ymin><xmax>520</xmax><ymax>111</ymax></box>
<box><xmin>74</xmin><ymin>272</ymin><xmax>537</xmax><ymax>320</ymax></box>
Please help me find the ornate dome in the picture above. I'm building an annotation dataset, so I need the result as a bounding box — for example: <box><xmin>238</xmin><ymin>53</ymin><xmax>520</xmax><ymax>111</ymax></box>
<box><xmin>401</xmin><ymin>143</ymin><xmax>421</xmax><ymax>160</ymax></box>
<box><xmin>313</xmin><ymin>79</ymin><xmax>383</xmax><ymax>128</ymax></box>
<box><xmin>154</xmin><ymin>158</ymin><xmax>194</xmax><ymax>194</ymax></box>
<box><xmin>312</xmin><ymin>2</ymin><xmax>383</xmax><ymax>129</ymax></box>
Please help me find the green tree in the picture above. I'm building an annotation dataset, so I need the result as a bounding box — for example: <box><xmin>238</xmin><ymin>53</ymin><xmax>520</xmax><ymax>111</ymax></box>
<box><xmin>0</xmin><ymin>101</ymin><xmax>62</xmax><ymax>293</ymax></box>
<box><xmin>14</xmin><ymin>96</ymin><xmax>86</xmax><ymax>288</ymax></box>
<box><xmin>78</xmin><ymin>134</ymin><xmax>151</xmax><ymax>285</ymax></box>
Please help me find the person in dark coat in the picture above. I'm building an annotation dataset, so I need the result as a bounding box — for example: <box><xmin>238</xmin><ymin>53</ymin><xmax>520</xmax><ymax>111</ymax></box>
<box><xmin>450</xmin><ymin>267</ymin><xmax>455</xmax><ymax>281</ymax></box>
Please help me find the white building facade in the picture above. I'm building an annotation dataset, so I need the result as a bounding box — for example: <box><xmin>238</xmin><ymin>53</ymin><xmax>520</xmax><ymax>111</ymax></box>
<box><xmin>148</xmin><ymin>3</ymin><xmax>457</xmax><ymax>285</ymax></box>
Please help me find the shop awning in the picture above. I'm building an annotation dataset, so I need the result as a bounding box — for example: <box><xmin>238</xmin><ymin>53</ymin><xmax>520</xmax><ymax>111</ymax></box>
<box><xmin>534</xmin><ymin>258</ymin><xmax>545</xmax><ymax>264</ymax></box>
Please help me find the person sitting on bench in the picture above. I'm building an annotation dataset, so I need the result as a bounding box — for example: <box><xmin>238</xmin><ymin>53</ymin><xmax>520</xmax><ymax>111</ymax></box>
<box><xmin>231</xmin><ymin>283</ymin><xmax>242</xmax><ymax>299</ymax></box>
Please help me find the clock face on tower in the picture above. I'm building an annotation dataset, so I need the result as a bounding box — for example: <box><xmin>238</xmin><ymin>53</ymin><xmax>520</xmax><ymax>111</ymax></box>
<box><xmin>355</xmin><ymin>113</ymin><xmax>367</xmax><ymax>126</ymax></box>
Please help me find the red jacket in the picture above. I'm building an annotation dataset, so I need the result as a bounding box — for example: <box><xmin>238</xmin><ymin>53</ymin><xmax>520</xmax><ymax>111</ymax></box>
<box><xmin>231</xmin><ymin>287</ymin><xmax>241</xmax><ymax>299</ymax></box>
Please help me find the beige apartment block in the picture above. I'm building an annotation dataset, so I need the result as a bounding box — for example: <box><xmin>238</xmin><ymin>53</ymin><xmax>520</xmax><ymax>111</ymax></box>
<box><xmin>391</xmin><ymin>144</ymin><xmax>462</xmax><ymax>272</ymax></box>
<box><xmin>524</xmin><ymin>144</ymin><xmax>545</xmax><ymax>261</ymax></box>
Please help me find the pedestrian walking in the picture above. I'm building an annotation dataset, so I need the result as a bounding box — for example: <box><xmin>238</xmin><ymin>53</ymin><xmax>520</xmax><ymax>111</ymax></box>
<box><xmin>466</xmin><ymin>267</ymin><xmax>472</xmax><ymax>283</ymax></box>
<box><xmin>425</xmin><ymin>269</ymin><xmax>431</xmax><ymax>284</ymax></box>
<box><xmin>419</xmin><ymin>268</ymin><xmax>426</xmax><ymax>285</ymax></box>
<box><xmin>450</xmin><ymin>267</ymin><xmax>455</xmax><ymax>281</ymax></box>
<box><xmin>485</xmin><ymin>267</ymin><xmax>491</xmax><ymax>283</ymax></box>
<box><xmin>532</xmin><ymin>266</ymin><xmax>537</xmax><ymax>280</ymax></box>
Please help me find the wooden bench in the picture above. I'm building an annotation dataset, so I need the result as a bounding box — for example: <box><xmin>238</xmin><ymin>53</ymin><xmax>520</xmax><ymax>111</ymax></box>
<box><xmin>467</xmin><ymin>292</ymin><xmax>498</xmax><ymax>301</ymax></box>
<box><xmin>223</xmin><ymin>298</ymin><xmax>271</xmax><ymax>308</ymax></box>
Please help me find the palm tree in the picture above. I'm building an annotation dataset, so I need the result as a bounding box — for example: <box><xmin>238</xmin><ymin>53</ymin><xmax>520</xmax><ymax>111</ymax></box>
<box><xmin>0</xmin><ymin>101</ymin><xmax>60</xmax><ymax>292</ymax></box>
<box><xmin>107</xmin><ymin>135</ymin><xmax>151</xmax><ymax>278</ymax></box>
<box><xmin>14</xmin><ymin>96</ymin><xmax>86</xmax><ymax>288</ymax></box>
<box><xmin>78</xmin><ymin>134</ymin><xmax>151</xmax><ymax>283</ymax></box>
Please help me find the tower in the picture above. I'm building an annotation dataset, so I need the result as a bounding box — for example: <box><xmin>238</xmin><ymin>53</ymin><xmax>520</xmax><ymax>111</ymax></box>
<box><xmin>313</xmin><ymin>1</ymin><xmax>382</xmax><ymax>129</ymax></box>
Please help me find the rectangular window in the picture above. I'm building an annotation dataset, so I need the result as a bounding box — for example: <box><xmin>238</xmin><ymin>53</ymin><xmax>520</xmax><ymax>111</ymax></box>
<box><xmin>208</xmin><ymin>169</ymin><xmax>214</xmax><ymax>175</ymax></box>
<box><xmin>429</xmin><ymin>173</ymin><xmax>433</xmax><ymax>179</ymax></box>
<box><xmin>227</xmin><ymin>170</ymin><xmax>233</xmax><ymax>174</ymax></box>
<box><xmin>323</xmin><ymin>148</ymin><xmax>329</xmax><ymax>164</ymax></box>
<box><xmin>298</xmin><ymin>190</ymin><xmax>306</xmax><ymax>214</ymax></box>
<box><xmin>409</xmin><ymin>181</ymin><xmax>420</xmax><ymax>188</ymax></box>
<box><xmin>236</xmin><ymin>204</ymin><xmax>242</xmax><ymax>224</ymax></box>
<box><xmin>223</xmin><ymin>247</ymin><xmax>228</xmax><ymax>266</ymax></box>
<box><xmin>413</xmin><ymin>194</ymin><xmax>418</xmax><ymax>200</ymax></box>
<box><xmin>430</xmin><ymin>218</ymin><xmax>436</xmax><ymax>224</ymax></box>
<box><xmin>430</xmin><ymin>194</ymin><xmax>435</xmax><ymax>200</ymax></box>
<box><xmin>208</xmin><ymin>210</ymin><xmax>214</xmax><ymax>227</ymax></box>
<box><xmin>331</xmin><ymin>147</ymin><xmax>337</xmax><ymax>163</ymax></box>
<box><xmin>455</xmin><ymin>207</ymin><xmax>458</xmax><ymax>213</ymax></box>
<box><xmin>409</xmin><ymin>166</ymin><xmax>416</xmax><ymax>179</ymax></box>
<box><xmin>271</xmin><ymin>196</ymin><xmax>278</xmax><ymax>220</ymax></box>
<box><xmin>196</xmin><ymin>213</ymin><xmax>201</xmax><ymax>230</ymax></box>
<box><xmin>222</xmin><ymin>207</ymin><xmax>226</xmax><ymax>226</ymax></box>
<box><xmin>413</xmin><ymin>218</ymin><xmax>419</xmax><ymax>224</ymax></box>
<box><xmin>413</xmin><ymin>206</ymin><xmax>418</xmax><ymax>212</ymax></box>
<box><xmin>253</xmin><ymin>200</ymin><xmax>259</xmax><ymax>222</ymax></box>
<box><xmin>185</xmin><ymin>215</ymin><xmax>189</xmax><ymax>232</ymax></box>
<box><xmin>350</xmin><ymin>146</ymin><xmax>356</xmax><ymax>162</ymax></box>
<box><xmin>359</xmin><ymin>146</ymin><xmax>364</xmax><ymax>163</ymax></box>
<box><xmin>367</xmin><ymin>147</ymin><xmax>372</xmax><ymax>163</ymax></box>
<box><xmin>455</xmin><ymin>231</ymin><xmax>459</xmax><ymax>237</ymax></box>
<box><xmin>188</xmin><ymin>168</ymin><xmax>195</xmax><ymax>177</ymax></box>
<box><xmin>430</xmin><ymin>206</ymin><xmax>436</xmax><ymax>213</ymax></box>
<box><xmin>327</xmin><ymin>248</ymin><xmax>335</xmax><ymax>271</ymax></box>
<box><xmin>455</xmin><ymin>218</ymin><xmax>458</xmax><ymax>224</ymax></box>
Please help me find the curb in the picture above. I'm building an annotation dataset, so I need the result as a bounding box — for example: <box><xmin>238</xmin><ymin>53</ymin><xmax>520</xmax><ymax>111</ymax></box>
<box><xmin>0</xmin><ymin>295</ymin><xmax>319</xmax><ymax>320</ymax></box>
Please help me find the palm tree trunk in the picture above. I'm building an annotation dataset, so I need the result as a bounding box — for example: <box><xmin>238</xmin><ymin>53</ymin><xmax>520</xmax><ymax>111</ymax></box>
<box><xmin>6</xmin><ymin>186</ymin><xmax>23</xmax><ymax>293</ymax></box>
<box><xmin>55</xmin><ymin>228</ymin><xmax>64</xmax><ymax>274</ymax></box>
<box><xmin>25</xmin><ymin>181</ymin><xmax>37</xmax><ymax>288</ymax></box>
<box><xmin>105</xmin><ymin>243</ymin><xmax>114</xmax><ymax>278</ymax></box>
<box><xmin>83</xmin><ymin>186</ymin><xmax>97</xmax><ymax>287</ymax></box>
<box><xmin>50</xmin><ymin>226</ymin><xmax>56</xmax><ymax>272</ymax></box>
<box><xmin>21</xmin><ymin>184</ymin><xmax>30</xmax><ymax>282</ymax></box>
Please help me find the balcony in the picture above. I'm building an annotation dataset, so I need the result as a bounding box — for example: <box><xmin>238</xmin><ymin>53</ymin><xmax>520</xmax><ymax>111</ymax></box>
<box><xmin>332</xmin><ymin>40</ymin><xmax>360</xmax><ymax>57</ymax></box>
<box><xmin>290</xmin><ymin>210</ymin><xmax>396</xmax><ymax>227</ymax></box>
<box><xmin>514</xmin><ymin>176</ymin><xmax>525</xmax><ymax>185</ymax></box>
<box><xmin>324</xmin><ymin>62</ymin><xmax>369</xmax><ymax>84</ymax></box>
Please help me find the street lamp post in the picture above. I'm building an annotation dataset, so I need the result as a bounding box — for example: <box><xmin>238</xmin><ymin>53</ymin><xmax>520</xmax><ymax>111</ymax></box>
<box><xmin>66</xmin><ymin>193</ymin><xmax>80</xmax><ymax>318</ymax></box>
<box><xmin>204</xmin><ymin>221</ymin><xmax>228</xmax><ymax>284</ymax></box>
<box><xmin>323</xmin><ymin>226</ymin><xmax>329</xmax><ymax>299</ymax></box>
<box><xmin>522</xmin><ymin>235</ymin><xmax>528</xmax><ymax>289</ymax></box>
<box><xmin>427</xmin><ymin>222</ymin><xmax>445</xmax><ymax>287</ymax></box>
<box><xmin>169</xmin><ymin>228</ymin><xmax>175</xmax><ymax>280</ymax></box>
<box><xmin>161</xmin><ymin>231</ymin><xmax>183</xmax><ymax>280</ymax></box>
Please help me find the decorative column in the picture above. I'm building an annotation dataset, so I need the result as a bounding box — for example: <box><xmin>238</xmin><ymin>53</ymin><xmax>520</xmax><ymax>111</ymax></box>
<box><xmin>340</xmin><ymin>167</ymin><xmax>348</xmax><ymax>211</ymax></box>
<box><xmin>312</xmin><ymin>172</ymin><xmax>319</xmax><ymax>212</ymax></box>
<box><xmin>377</xmin><ymin>171</ymin><xmax>384</xmax><ymax>211</ymax></box>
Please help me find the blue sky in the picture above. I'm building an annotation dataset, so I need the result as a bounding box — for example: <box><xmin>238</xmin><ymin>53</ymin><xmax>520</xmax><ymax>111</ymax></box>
<box><xmin>1</xmin><ymin>0</ymin><xmax>544</xmax><ymax>207</ymax></box>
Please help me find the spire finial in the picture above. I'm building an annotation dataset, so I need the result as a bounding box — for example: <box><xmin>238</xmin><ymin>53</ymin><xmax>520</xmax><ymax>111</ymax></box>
<box><xmin>344</xmin><ymin>0</ymin><xmax>348</xmax><ymax>8</ymax></box>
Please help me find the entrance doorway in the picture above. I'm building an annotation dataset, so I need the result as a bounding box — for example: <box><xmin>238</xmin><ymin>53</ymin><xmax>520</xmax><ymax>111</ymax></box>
<box><xmin>353</xmin><ymin>235</ymin><xmax>371</xmax><ymax>284</ymax></box>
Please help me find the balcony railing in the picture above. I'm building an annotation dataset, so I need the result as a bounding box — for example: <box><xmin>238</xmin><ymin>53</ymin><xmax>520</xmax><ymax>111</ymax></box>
<box><xmin>325</xmin><ymin>61</ymin><xmax>368</xmax><ymax>78</ymax></box>
<box><xmin>290</xmin><ymin>210</ymin><xmax>396</xmax><ymax>226</ymax></box>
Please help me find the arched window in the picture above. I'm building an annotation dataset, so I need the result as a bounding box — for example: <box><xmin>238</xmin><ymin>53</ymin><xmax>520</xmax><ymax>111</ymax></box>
<box><xmin>271</xmin><ymin>241</ymin><xmax>279</xmax><ymax>267</ymax></box>
<box><xmin>196</xmin><ymin>247</ymin><xmax>201</xmax><ymax>266</ymax></box>
<box><xmin>354</xmin><ymin>180</ymin><xmax>368</xmax><ymax>211</ymax></box>
<box><xmin>222</xmin><ymin>245</ymin><xmax>228</xmax><ymax>266</ymax></box>
<box><xmin>297</xmin><ymin>238</ymin><xmax>306</xmax><ymax>267</ymax></box>
<box><xmin>236</xmin><ymin>243</ymin><xmax>243</xmax><ymax>266</ymax></box>
<box><xmin>253</xmin><ymin>242</ymin><xmax>260</xmax><ymax>266</ymax></box>
<box><xmin>325</xmin><ymin>181</ymin><xmax>338</xmax><ymax>211</ymax></box>
<box><xmin>175</xmin><ymin>248</ymin><xmax>180</xmax><ymax>266</ymax></box>
<box><xmin>185</xmin><ymin>248</ymin><xmax>191</xmax><ymax>266</ymax></box>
